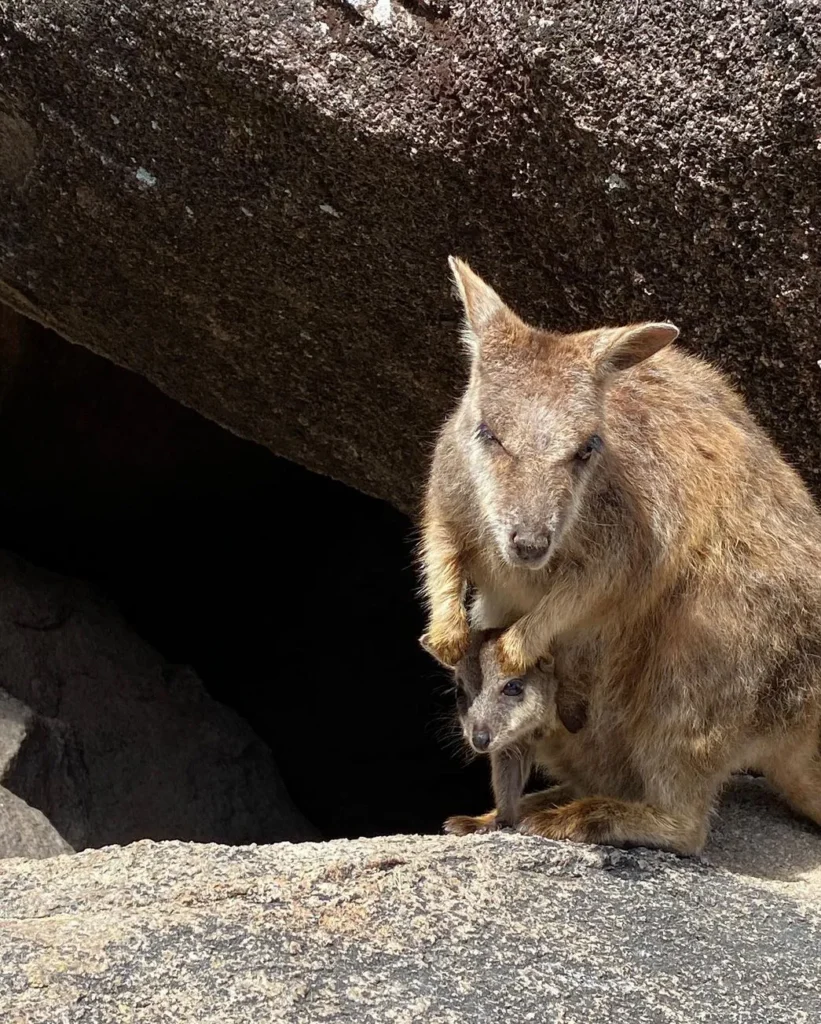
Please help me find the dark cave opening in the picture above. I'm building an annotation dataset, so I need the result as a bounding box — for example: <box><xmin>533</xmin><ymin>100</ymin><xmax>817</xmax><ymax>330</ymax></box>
<box><xmin>0</xmin><ymin>313</ymin><xmax>488</xmax><ymax>841</ymax></box>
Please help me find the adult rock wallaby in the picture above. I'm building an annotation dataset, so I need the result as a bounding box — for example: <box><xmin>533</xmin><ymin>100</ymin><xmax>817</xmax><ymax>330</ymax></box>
<box><xmin>419</xmin><ymin>256</ymin><xmax>821</xmax><ymax>854</ymax></box>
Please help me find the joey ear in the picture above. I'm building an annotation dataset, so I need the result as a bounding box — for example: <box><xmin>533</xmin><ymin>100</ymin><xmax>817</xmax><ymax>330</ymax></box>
<box><xmin>419</xmin><ymin>632</ymin><xmax>457</xmax><ymax>669</ymax></box>
<box><xmin>448</xmin><ymin>256</ymin><xmax>518</xmax><ymax>354</ymax></box>
<box><xmin>592</xmin><ymin>322</ymin><xmax>679</xmax><ymax>375</ymax></box>
<box><xmin>419</xmin><ymin>632</ymin><xmax>444</xmax><ymax>665</ymax></box>
<box><xmin>556</xmin><ymin>694</ymin><xmax>588</xmax><ymax>735</ymax></box>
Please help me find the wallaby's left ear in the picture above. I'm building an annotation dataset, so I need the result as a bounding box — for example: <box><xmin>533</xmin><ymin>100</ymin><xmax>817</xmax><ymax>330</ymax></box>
<box><xmin>592</xmin><ymin>322</ymin><xmax>679</xmax><ymax>375</ymax></box>
<box><xmin>448</xmin><ymin>256</ymin><xmax>524</xmax><ymax>357</ymax></box>
<box><xmin>448</xmin><ymin>256</ymin><xmax>507</xmax><ymax>334</ymax></box>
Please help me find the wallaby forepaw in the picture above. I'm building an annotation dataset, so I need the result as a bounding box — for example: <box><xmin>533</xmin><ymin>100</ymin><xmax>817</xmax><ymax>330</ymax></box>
<box><xmin>444</xmin><ymin>811</ymin><xmax>499</xmax><ymax>836</ymax></box>
<box><xmin>420</xmin><ymin>618</ymin><xmax>470</xmax><ymax>668</ymax></box>
<box><xmin>495</xmin><ymin>629</ymin><xmax>532</xmax><ymax>677</ymax></box>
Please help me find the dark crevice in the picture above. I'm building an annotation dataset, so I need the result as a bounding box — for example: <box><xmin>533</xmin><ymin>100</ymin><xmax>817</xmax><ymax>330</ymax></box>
<box><xmin>0</xmin><ymin>311</ymin><xmax>488</xmax><ymax>841</ymax></box>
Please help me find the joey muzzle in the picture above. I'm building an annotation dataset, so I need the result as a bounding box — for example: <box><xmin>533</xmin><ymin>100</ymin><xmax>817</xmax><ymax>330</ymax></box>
<box><xmin>471</xmin><ymin>728</ymin><xmax>491</xmax><ymax>752</ymax></box>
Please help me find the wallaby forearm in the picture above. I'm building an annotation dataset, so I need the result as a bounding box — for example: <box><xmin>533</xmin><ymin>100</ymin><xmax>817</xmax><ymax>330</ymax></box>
<box><xmin>419</xmin><ymin>501</ymin><xmax>471</xmax><ymax>666</ymax></box>
<box><xmin>497</xmin><ymin>576</ymin><xmax>603</xmax><ymax>675</ymax></box>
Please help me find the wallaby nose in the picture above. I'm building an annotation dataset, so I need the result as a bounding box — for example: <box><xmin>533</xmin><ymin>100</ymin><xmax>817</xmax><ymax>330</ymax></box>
<box><xmin>511</xmin><ymin>531</ymin><xmax>551</xmax><ymax>563</ymax></box>
<box><xmin>472</xmin><ymin>728</ymin><xmax>491</xmax><ymax>752</ymax></box>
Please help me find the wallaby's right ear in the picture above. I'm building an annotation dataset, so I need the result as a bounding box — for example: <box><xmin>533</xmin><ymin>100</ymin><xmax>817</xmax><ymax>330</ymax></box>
<box><xmin>448</xmin><ymin>256</ymin><xmax>513</xmax><ymax>355</ymax></box>
<box><xmin>592</xmin><ymin>322</ymin><xmax>680</xmax><ymax>375</ymax></box>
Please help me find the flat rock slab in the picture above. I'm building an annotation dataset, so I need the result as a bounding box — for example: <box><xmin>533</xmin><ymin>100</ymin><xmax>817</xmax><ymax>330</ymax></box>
<box><xmin>1</xmin><ymin>822</ymin><xmax>820</xmax><ymax>1023</ymax></box>
<box><xmin>2</xmin><ymin>2</ymin><xmax>821</xmax><ymax>509</ymax></box>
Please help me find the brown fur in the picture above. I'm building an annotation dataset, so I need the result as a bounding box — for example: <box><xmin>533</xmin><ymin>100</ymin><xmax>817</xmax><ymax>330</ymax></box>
<box><xmin>422</xmin><ymin>257</ymin><xmax>821</xmax><ymax>855</ymax></box>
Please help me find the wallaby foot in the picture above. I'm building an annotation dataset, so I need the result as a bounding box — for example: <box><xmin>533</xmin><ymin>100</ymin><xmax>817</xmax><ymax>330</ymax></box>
<box><xmin>518</xmin><ymin>796</ymin><xmax>707</xmax><ymax>856</ymax></box>
<box><xmin>444</xmin><ymin>784</ymin><xmax>574</xmax><ymax>837</ymax></box>
<box><xmin>444</xmin><ymin>810</ymin><xmax>508</xmax><ymax>835</ymax></box>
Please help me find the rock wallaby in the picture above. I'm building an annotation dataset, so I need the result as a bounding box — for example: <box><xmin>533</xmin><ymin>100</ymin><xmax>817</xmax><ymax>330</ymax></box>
<box><xmin>419</xmin><ymin>256</ymin><xmax>821</xmax><ymax>854</ymax></box>
<box><xmin>444</xmin><ymin>630</ymin><xmax>586</xmax><ymax>837</ymax></box>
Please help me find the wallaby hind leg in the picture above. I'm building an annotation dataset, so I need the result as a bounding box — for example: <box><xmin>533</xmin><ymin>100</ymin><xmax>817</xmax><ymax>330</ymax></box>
<box><xmin>519</xmin><ymin>795</ymin><xmax>710</xmax><ymax>856</ymax></box>
<box><xmin>518</xmin><ymin>784</ymin><xmax>577</xmax><ymax>815</ymax></box>
<box><xmin>762</xmin><ymin>736</ymin><xmax>821</xmax><ymax>828</ymax></box>
<box><xmin>444</xmin><ymin>783</ymin><xmax>575</xmax><ymax>836</ymax></box>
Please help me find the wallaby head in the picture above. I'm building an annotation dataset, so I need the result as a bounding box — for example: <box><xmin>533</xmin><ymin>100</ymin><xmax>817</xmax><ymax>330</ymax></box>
<box><xmin>448</xmin><ymin>256</ymin><xmax>679</xmax><ymax>570</ymax></box>
<box><xmin>452</xmin><ymin>629</ymin><xmax>558</xmax><ymax>754</ymax></box>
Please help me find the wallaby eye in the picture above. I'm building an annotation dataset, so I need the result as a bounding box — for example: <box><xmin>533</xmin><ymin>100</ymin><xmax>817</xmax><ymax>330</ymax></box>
<box><xmin>476</xmin><ymin>422</ymin><xmax>500</xmax><ymax>445</ymax></box>
<box><xmin>501</xmin><ymin>679</ymin><xmax>524</xmax><ymax>697</ymax></box>
<box><xmin>576</xmin><ymin>434</ymin><xmax>604</xmax><ymax>462</ymax></box>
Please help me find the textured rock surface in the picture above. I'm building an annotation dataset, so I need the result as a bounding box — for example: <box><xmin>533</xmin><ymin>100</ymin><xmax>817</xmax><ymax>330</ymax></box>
<box><xmin>0</xmin><ymin>691</ymin><xmax>66</xmax><ymax>858</ymax></box>
<box><xmin>0</xmin><ymin>550</ymin><xmax>316</xmax><ymax>850</ymax></box>
<box><xmin>1</xmin><ymin>785</ymin><xmax>821</xmax><ymax>1024</ymax></box>
<box><xmin>1</xmin><ymin>2</ymin><xmax>820</xmax><ymax>511</ymax></box>
<box><xmin>0</xmin><ymin>786</ymin><xmax>72</xmax><ymax>859</ymax></box>
<box><xmin>707</xmin><ymin>775</ymin><xmax>821</xmax><ymax>909</ymax></box>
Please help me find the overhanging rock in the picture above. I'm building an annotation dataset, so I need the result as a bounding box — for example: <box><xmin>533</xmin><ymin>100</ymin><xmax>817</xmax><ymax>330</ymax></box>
<box><xmin>1</xmin><ymin>2</ymin><xmax>820</xmax><ymax>510</ymax></box>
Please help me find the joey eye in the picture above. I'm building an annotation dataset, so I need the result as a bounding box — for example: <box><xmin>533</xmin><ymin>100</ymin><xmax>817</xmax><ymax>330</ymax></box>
<box><xmin>501</xmin><ymin>679</ymin><xmax>524</xmax><ymax>697</ymax></box>
<box><xmin>476</xmin><ymin>422</ymin><xmax>500</xmax><ymax>445</ymax></box>
<box><xmin>576</xmin><ymin>433</ymin><xmax>604</xmax><ymax>462</ymax></box>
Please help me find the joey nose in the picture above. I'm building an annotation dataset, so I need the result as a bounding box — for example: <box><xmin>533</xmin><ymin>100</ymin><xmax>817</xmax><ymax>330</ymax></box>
<box><xmin>472</xmin><ymin>729</ymin><xmax>491</xmax><ymax>752</ymax></box>
<box><xmin>511</xmin><ymin>531</ymin><xmax>551</xmax><ymax>563</ymax></box>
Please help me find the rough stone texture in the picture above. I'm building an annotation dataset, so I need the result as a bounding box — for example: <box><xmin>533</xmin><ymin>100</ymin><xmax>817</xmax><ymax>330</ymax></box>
<box><xmin>706</xmin><ymin>775</ymin><xmax>821</xmax><ymax>913</ymax></box>
<box><xmin>1</xmin><ymin>2</ymin><xmax>820</xmax><ymax>511</ymax></box>
<box><xmin>0</xmin><ymin>550</ymin><xmax>317</xmax><ymax>850</ymax></box>
<box><xmin>1</xmin><ymin>779</ymin><xmax>821</xmax><ymax>1024</ymax></box>
<box><xmin>0</xmin><ymin>786</ymin><xmax>72</xmax><ymax>859</ymax></box>
<box><xmin>0</xmin><ymin>685</ymin><xmax>73</xmax><ymax>858</ymax></box>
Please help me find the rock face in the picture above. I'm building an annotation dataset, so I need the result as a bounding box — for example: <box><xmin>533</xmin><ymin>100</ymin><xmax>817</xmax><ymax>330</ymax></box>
<box><xmin>2</xmin><ymin>777</ymin><xmax>821</xmax><ymax>1024</ymax></box>
<box><xmin>0</xmin><ymin>550</ymin><xmax>317</xmax><ymax>852</ymax></box>
<box><xmin>0</xmin><ymin>787</ymin><xmax>71</xmax><ymax>859</ymax></box>
<box><xmin>1</xmin><ymin>2</ymin><xmax>821</xmax><ymax>511</ymax></box>
<box><xmin>0</xmin><ymin>690</ymin><xmax>69</xmax><ymax>857</ymax></box>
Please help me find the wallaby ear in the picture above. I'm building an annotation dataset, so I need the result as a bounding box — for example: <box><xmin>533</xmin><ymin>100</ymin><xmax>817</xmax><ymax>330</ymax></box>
<box><xmin>592</xmin><ymin>322</ymin><xmax>679</xmax><ymax>375</ymax></box>
<box><xmin>419</xmin><ymin>631</ymin><xmax>450</xmax><ymax>668</ymax></box>
<box><xmin>556</xmin><ymin>693</ymin><xmax>588</xmax><ymax>735</ymax></box>
<box><xmin>448</xmin><ymin>256</ymin><xmax>512</xmax><ymax>354</ymax></box>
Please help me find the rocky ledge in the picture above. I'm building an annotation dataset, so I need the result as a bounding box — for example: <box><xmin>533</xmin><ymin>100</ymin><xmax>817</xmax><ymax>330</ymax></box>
<box><xmin>2</xmin><ymin>775</ymin><xmax>820</xmax><ymax>1023</ymax></box>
